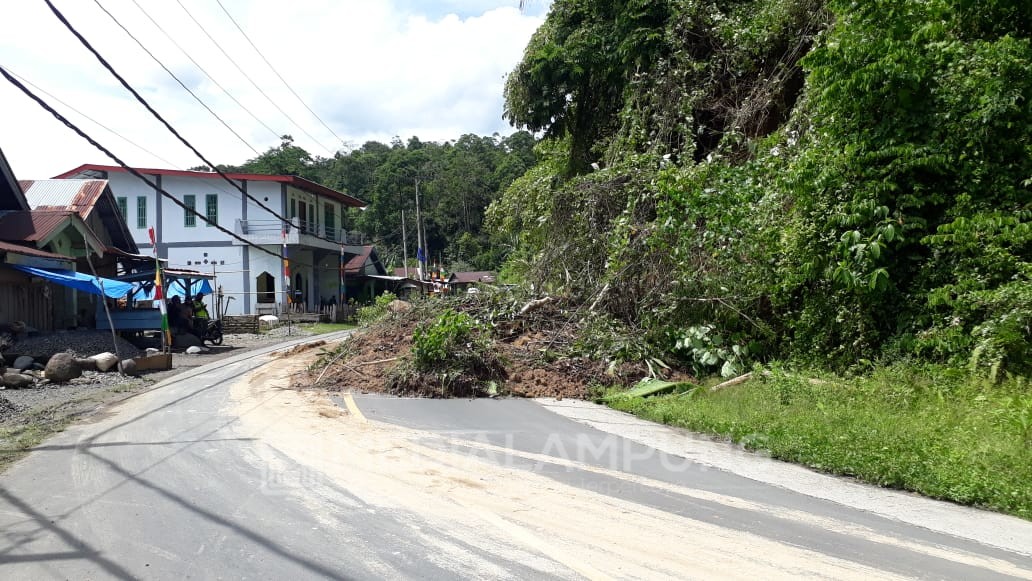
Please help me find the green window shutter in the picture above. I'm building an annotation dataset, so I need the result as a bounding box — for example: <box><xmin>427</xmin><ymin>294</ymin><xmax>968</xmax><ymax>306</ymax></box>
<box><xmin>324</xmin><ymin>203</ymin><xmax>335</xmax><ymax>234</ymax></box>
<box><xmin>117</xmin><ymin>197</ymin><xmax>128</xmax><ymax>223</ymax></box>
<box><xmin>136</xmin><ymin>196</ymin><xmax>147</xmax><ymax>229</ymax></box>
<box><xmin>184</xmin><ymin>195</ymin><xmax>196</xmax><ymax>227</ymax></box>
<box><xmin>206</xmin><ymin>194</ymin><xmax>218</xmax><ymax>226</ymax></box>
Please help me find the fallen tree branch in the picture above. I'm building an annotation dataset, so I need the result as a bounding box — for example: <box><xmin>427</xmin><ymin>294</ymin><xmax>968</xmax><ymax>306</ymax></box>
<box><xmin>709</xmin><ymin>372</ymin><xmax>755</xmax><ymax>392</ymax></box>
<box><xmin>518</xmin><ymin>296</ymin><xmax>553</xmax><ymax>316</ymax></box>
<box><xmin>349</xmin><ymin>357</ymin><xmax>399</xmax><ymax>368</ymax></box>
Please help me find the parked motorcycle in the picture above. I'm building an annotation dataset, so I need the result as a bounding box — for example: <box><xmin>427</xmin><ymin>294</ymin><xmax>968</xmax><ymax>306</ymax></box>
<box><xmin>201</xmin><ymin>318</ymin><xmax>224</xmax><ymax>346</ymax></box>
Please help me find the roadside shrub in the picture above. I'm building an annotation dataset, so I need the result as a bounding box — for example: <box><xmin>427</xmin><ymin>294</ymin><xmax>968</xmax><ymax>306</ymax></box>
<box><xmin>356</xmin><ymin>292</ymin><xmax>398</xmax><ymax>326</ymax></box>
<box><xmin>389</xmin><ymin>308</ymin><xmax>506</xmax><ymax>397</ymax></box>
<box><xmin>412</xmin><ymin>309</ymin><xmax>484</xmax><ymax>370</ymax></box>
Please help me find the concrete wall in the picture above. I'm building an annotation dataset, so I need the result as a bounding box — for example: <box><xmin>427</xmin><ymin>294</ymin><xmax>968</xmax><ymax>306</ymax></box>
<box><xmin>101</xmin><ymin>170</ymin><xmax>354</xmax><ymax>316</ymax></box>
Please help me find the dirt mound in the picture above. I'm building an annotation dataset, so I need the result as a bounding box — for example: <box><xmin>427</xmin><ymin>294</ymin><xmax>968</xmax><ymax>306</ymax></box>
<box><xmin>307</xmin><ymin>298</ymin><xmax>652</xmax><ymax>400</ymax></box>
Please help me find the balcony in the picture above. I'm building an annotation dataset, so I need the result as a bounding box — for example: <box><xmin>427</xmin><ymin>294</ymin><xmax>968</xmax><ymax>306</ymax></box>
<box><xmin>234</xmin><ymin>219</ymin><xmax>369</xmax><ymax>250</ymax></box>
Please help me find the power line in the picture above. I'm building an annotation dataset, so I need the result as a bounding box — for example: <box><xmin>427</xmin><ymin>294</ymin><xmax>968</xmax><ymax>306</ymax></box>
<box><xmin>214</xmin><ymin>0</ymin><xmax>349</xmax><ymax>150</ymax></box>
<box><xmin>0</xmin><ymin>64</ymin><xmax>180</xmax><ymax>169</ymax></box>
<box><xmin>42</xmin><ymin>0</ymin><xmax>350</xmax><ymax>248</ymax></box>
<box><xmin>172</xmin><ymin>0</ymin><xmax>336</xmax><ymax>156</ymax></box>
<box><xmin>0</xmin><ymin>64</ymin><xmax>312</xmax><ymax>269</ymax></box>
<box><xmin>4</xmin><ymin>65</ymin><xmax>286</xmax><ymax>213</ymax></box>
<box><xmin>91</xmin><ymin>0</ymin><xmax>259</xmax><ymax>155</ymax></box>
<box><xmin>125</xmin><ymin>0</ymin><xmax>283</xmax><ymax>142</ymax></box>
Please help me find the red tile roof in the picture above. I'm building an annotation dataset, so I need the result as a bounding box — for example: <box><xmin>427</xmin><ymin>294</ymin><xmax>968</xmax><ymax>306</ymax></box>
<box><xmin>55</xmin><ymin>164</ymin><xmax>367</xmax><ymax>208</ymax></box>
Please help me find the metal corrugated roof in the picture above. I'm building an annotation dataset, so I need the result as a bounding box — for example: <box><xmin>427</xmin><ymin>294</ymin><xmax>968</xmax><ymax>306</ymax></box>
<box><xmin>19</xmin><ymin>179</ymin><xmax>137</xmax><ymax>254</ymax></box>
<box><xmin>0</xmin><ymin>210</ymin><xmax>76</xmax><ymax>242</ymax></box>
<box><xmin>20</xmin><ymin>179</ymin><xmax>108</xmax><ymax>217</ymax></box>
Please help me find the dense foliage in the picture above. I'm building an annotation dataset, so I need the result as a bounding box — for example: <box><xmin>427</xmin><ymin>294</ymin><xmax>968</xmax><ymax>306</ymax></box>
<box><xmin>213</xmin><ymin>132</ymin><xmax>537</xmax><ymax>271</ymax></box>
<box><xmin>495</xmin><ymin>0</ymin><xmax>1031</xmax><ymax>377</ymax></box>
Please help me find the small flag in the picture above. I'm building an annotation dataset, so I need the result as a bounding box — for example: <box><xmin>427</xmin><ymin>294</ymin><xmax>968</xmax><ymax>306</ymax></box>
<box><xmin>155</xmin><ymin>268</ymin><xmax>169</xmax><ymax>344</ymax></box>
<box><xmin>417</xmin><ymin>247</ymin><xmax>426</xmax><ymax>263</ymax></box>
<box><xmin>149</xmin><ymin>227</ymin><xmax>171</xmax><ymax>348</ymax></box>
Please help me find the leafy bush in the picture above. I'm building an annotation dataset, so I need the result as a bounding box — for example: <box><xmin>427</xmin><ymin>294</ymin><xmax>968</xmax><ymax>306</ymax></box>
<box><xmin>356</xmin><ymin>292</ymin><xmax>398</xmax><ymax>326</ymax></box>
<box><xmin>391</xmin><ymin>308</ymin><xmax>506</xmax><ymax>397</ymax></box>
<box><xmin>673</xmin><ymin>325</ymin><xmax>750</xmax><ymax>378</ymax></box>
<box><xmin>412</xmin><ymin>309</ymin><xmax>484</xmax><ymax>370</ymax></box>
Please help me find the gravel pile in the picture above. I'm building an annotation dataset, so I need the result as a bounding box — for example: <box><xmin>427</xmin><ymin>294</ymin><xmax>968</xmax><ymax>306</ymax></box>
<box><xmin>2</xmin><ymin>330</ymin><xmax>143</xmax><ymax>361</ymax></box>
<box><xmin>0</xmin><ymin>396</ymin><xmax>18</xmax><ymax>422</ymax></box>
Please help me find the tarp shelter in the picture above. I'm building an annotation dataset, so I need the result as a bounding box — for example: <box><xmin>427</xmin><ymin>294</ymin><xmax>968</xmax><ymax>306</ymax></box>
<box><xmin>11</xmin><ymin>264</ymin><xmax>133</xmax><ymax>299</ymax></box>
<box><xmin>132</xmin><ymin>278</ymin><xmax>213</xmax><ymax>301</ymax></box>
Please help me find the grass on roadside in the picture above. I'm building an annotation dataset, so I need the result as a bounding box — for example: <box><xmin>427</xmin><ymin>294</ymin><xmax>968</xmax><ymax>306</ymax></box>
<box><xmin>307</xmin><ymin>322</ymin><xmax>356</xmax><ymax>335</ymax></box>
<box><xmin>606</xmin><ymin>364</ymin><xmax>1032</xmax><ymax>519</ymax></box>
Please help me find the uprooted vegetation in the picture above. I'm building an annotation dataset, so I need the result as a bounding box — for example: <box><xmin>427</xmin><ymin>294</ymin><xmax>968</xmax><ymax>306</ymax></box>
<box><xmin>306</xmin><ymin>291</ymin><xmax>663</xmax><ymax>399</ymax></box>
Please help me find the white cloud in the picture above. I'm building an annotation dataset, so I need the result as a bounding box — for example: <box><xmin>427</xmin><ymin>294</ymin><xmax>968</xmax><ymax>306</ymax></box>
<box><xmin>0</xmin><ymin>0</ymin><xmax>546</xmax><ymax>179</ymax></box>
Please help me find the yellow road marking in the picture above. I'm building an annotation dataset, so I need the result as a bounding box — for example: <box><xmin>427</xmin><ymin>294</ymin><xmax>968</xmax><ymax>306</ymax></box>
<box><xmin>341</xmin><ymin>392</ymin><xmax>367</xmax><ymax>423</ymax></box>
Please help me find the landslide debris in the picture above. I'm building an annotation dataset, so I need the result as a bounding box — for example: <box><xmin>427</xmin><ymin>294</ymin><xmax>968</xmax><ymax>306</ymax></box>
<box><xmin>306</xmin><ymin>292</ymin><xmax>667</xmax><ymax>399</ymax></box>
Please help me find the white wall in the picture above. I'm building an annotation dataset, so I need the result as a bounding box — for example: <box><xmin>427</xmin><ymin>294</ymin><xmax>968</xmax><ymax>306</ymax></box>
<box><xmin>99</xmin><ymin>169</ymin><xmax>355</xmax><ymax>314</ymax></box>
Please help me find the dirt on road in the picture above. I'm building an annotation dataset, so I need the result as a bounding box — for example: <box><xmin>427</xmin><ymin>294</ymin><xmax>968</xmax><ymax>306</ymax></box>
<box><xmin>232</xmin><ymin>348</ymin><xmax>913</xmax><ymax>580</ymax></box>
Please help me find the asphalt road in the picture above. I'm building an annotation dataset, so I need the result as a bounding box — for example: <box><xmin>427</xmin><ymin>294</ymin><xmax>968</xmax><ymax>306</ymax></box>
<box><xmin>1</xmin><ymin>335</ymin><xmax>1030</xmax><ymax>580</ymax></box>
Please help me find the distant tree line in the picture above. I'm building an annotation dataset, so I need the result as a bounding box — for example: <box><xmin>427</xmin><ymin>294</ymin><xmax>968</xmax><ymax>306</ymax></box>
<box><xmin>208</xmin><ymin>131</ymin><xmax>537</xmax><ymax>271</ymax></box>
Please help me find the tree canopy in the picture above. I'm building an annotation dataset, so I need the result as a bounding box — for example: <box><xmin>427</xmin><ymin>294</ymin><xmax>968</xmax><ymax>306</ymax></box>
<box><xmin>495</xmin><ymin>0</ymin><xmax>1031</xmax><ymax>377</ymax></box>
<box><xmin>225</xmin><ymin>132</ymin><xmax>538</xmax><ymax>272</ymax></box>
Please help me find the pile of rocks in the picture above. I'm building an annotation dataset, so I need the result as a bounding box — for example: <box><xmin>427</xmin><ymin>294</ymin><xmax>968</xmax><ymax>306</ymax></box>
<box><xmin>1</xmin><ymin>350</ymin><xmax>137</xmax><ymax>389</ymax></box>
<box><xmin>6</xmin><ymin>330</ymin><xmax>142</xmax><ymax>360</ymax></box>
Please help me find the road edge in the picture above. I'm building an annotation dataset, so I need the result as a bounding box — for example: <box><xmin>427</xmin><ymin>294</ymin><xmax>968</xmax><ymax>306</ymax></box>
<box><xmin>534</xmin><ymin>397</ymin><xmax>1032</xmax><ymax>558</ymax></box>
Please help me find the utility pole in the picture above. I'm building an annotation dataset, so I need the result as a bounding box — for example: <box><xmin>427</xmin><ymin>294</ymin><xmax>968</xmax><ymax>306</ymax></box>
<box><xmin>401</xmin><ymin>208</ymin><xmax>409</xmax><ymax>279</ymax></box>
<box><xmin>415</xmin><ymin>177</ymin><xmax>424</xmax><ymax>281</ymax></box>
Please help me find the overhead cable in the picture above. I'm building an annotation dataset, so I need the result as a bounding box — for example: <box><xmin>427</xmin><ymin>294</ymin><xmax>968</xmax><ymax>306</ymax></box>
<box><xmin>215</xmin><ymin>0</ymin><xmax>350</xmax><ymax>150</ymax></box>
<box><xmin>42</xmin><ymin>0</ymin><xmax>355</xmax><ymax>248</ymax></box>
<box><xmin>125</xmin><ymin>0</ymin><xmax>283</xmax><ymax>142</ymax></box>
<box><xmin>91</xmin><ymin>0</ymin><xmax>259</xmax><ymax>155</ymax></box>
<box><xmin>0</xmin><ymin>64</ymin><xmax>312</xmax><ymax>269</ymax></box>
<box><xmin>0</xmin><ymin>64</ymin><xmax>180</xmax><ymax>169</ymax></box>
<box><xmin>173</xmin><ymin>0</ymin><xmax>336</xmax><ymax>156</ymax></box>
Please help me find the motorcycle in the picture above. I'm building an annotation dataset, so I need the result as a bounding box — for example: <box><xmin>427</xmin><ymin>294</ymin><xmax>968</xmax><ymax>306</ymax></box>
<box><xmin>201</xmin><ymin>318</ymin><xmax>224</xmax><ymax>346</ymax></box>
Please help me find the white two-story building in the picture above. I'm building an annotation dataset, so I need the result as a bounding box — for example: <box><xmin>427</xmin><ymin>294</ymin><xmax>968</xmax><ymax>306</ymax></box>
<box><xmin>56</xmin><ymin>164</ymin><xmax>373</xmax><ymax>316</ymax></box>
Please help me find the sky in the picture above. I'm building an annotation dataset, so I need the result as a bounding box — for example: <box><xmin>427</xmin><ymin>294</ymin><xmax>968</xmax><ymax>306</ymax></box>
<box><xmin>0</xmin><ymin>0</ymin><xmax>549</xmax><ymax>179</ymax></box>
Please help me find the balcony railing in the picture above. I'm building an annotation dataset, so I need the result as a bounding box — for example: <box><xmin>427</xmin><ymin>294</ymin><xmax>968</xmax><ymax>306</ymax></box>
<box><xmin>235</xmin><ymin>219</ymin><xmax>369</xmax><ymax>246</ymax></box>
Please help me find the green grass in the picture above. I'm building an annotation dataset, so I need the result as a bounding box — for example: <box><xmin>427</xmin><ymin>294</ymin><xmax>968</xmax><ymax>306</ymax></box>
<box><xmin>606</xmin><ymin>364</ymin><xmax>1032</xmax><ymax>519</ymax></box>
<box><xmin>306</xmin><ymin>322</ymin><xmax>356</xmax><ymax>335</ymax></box>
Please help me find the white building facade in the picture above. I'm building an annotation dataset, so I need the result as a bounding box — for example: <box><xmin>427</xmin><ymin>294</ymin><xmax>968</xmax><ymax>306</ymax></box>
<box><xmin>56</xmin><ymin>164</ymin><xmax>367</xmax><ymax>316</ymax></box>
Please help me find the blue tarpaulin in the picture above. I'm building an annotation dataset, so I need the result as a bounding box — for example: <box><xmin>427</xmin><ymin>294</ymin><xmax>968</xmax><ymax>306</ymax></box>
<box><xmin>132</xmin><ymin>278</ymin><xmax>213</xmax><ymax>300</ymax></box>
<box><xmin>11</xmin><ymin>265</ymin><xmax>134</xmax><ymax>299</ymax></box>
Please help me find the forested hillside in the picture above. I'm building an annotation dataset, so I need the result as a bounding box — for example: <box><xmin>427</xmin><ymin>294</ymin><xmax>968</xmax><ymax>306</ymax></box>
<box><xmin>211</xmin><ymin>131</ymin><xmax>536</xmax><ymax>271</ymax></box>
<box><xmin>493</xmin><ymin>0</ymin><xmax>1031</xmax><ymax>377</ymax></box>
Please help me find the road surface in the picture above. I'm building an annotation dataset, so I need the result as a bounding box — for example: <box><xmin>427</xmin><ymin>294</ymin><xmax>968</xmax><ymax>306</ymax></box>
<box><xmin>1</xmin><ymin>334</ymin><xmax>1030</xmax><ymax>580</ymax></box>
